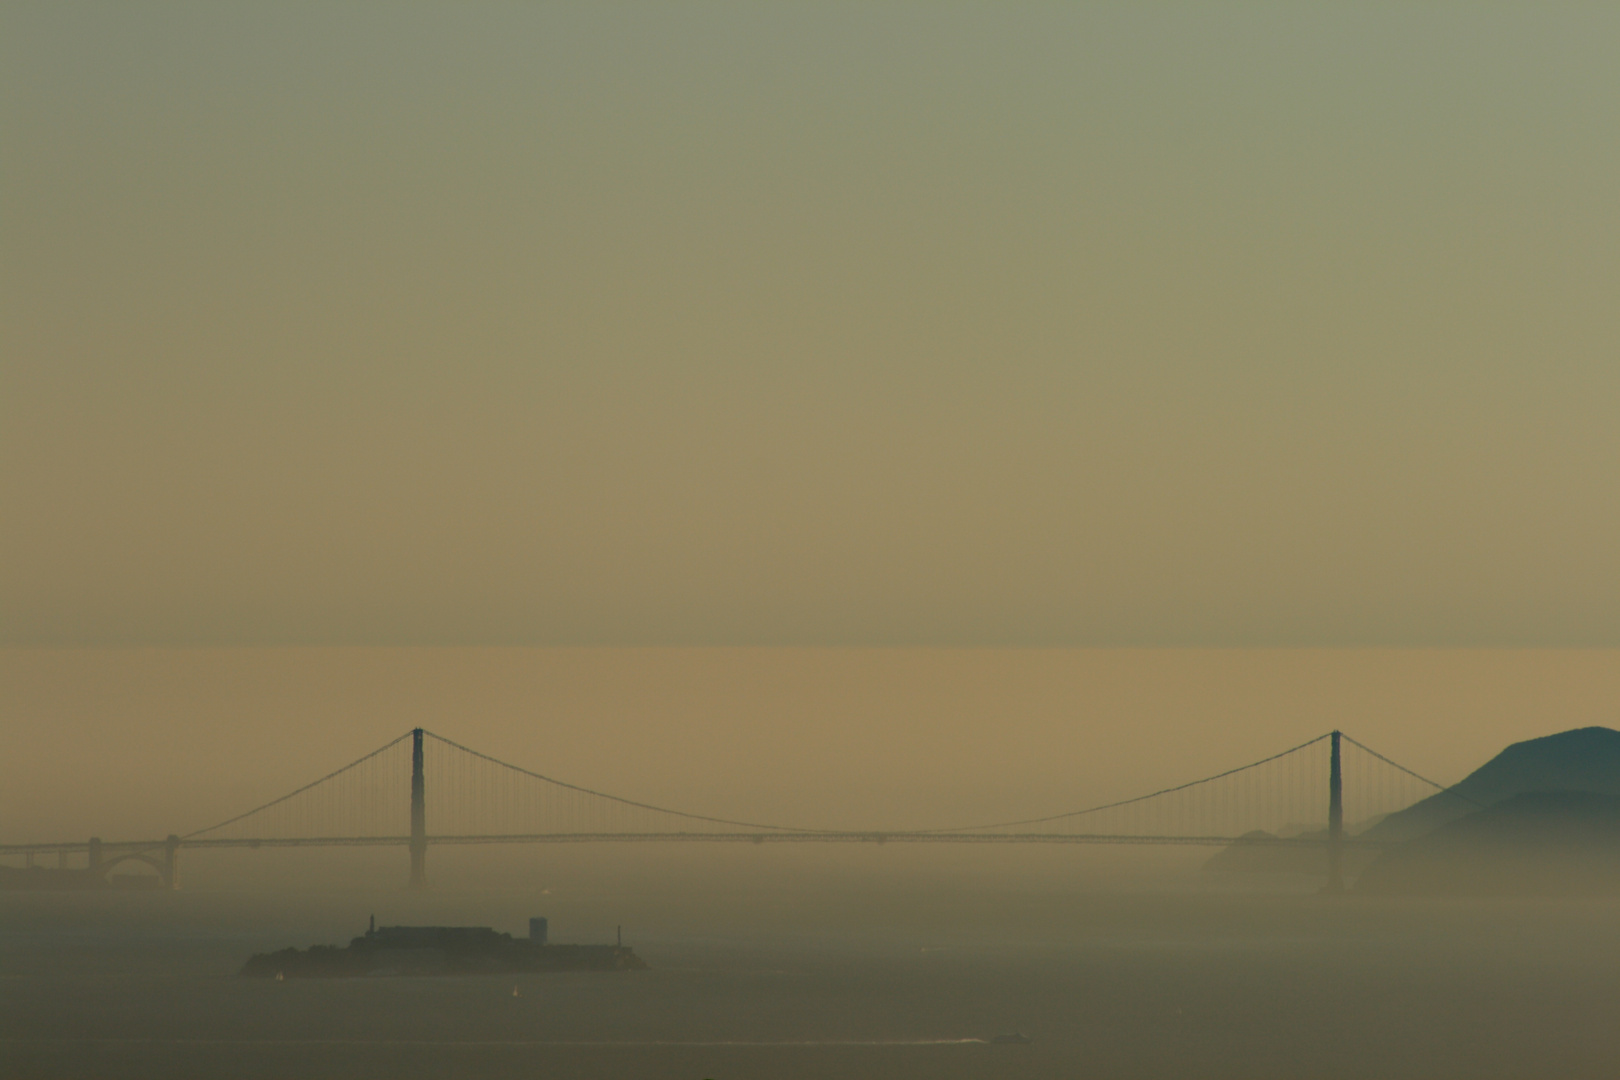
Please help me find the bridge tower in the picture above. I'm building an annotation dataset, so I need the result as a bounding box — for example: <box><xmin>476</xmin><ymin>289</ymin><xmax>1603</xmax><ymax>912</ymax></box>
<box><xmin>409</xmin><ymin>728</ymin><xmax>427</xmax><ymax>889</ymax></box>
<box><xmin>1325</xmin><ymin>729</ymin><xmax>1344</xmax><ymax>893</ymax></box>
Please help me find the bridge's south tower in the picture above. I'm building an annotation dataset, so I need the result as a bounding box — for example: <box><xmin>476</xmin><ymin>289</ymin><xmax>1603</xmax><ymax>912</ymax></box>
<box><xmin>1326</xmin><ymin>730</ymin><xmax>1344</xmax><ymax>893</ymax></box>
<box><xmin>409</xmin><ymin>727</ymin><xmax>426</xmax><ymax>888</ymax></box>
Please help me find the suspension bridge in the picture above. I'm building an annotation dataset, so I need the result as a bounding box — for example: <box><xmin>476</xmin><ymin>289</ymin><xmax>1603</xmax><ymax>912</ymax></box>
<box><xmin>0</xmin><ymin>729</ymin><xmax>1467</xmax><ymax>892</ymax></box>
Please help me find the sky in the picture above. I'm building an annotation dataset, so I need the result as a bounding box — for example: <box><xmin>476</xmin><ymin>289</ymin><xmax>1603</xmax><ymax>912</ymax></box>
<box><xmin>5</xmin><ymin>3</ymin><xmax>1620</xmax><ymax>647</ymax></box>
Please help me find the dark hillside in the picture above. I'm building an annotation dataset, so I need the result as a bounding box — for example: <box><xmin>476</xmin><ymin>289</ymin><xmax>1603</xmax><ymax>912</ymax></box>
<box><xmin>1366</xmin><ymin>727</ymin><xmax>1620</xmax><ymax>843</ymax></box>
<box><xmin>1356</xmin><ymin>790</ymin><xmax>1620</xmax><ymax>895</ymax></box>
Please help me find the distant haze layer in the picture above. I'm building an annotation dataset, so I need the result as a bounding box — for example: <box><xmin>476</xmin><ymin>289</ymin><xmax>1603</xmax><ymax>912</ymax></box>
<box><xmin>4</xmin><ymin>5</ymin><xmax>1620</xmax><ymax>646</ymax></box>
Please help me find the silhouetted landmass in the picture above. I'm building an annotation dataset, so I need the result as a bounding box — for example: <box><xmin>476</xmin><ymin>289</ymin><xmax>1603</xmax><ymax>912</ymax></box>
<box><xmin>1356</xmin><ymin>791</ymin><xmax>1620</xmax><ymax>896</ymax></box>
<box><xmin>1202</xmin><ymin>825</ymin><xmax>1383</xmax><ymax>876</ymax></box>
<box><xmin>0</xmin><ymin>866</ymin><xmax>163</xmax><ymax>891</ymax></box>
<box><xmin>1365</xmin><ymin>727</ymin><xmax>1620</xmax><ymax>843</ymax></box>
<box><xmin>1203</xmin><ymin>830</ymin><xmax>1326</xmax><ymax>874</ymax></box>
<box><xmin>1206</xmin><ymin>728</ymin><xmax>1620</xmax><ymax>879</ymax></box>
<box><xmin>241</xmin><ymin>922</ymin><xmax>646</xmax><ymax>977</ymax></box>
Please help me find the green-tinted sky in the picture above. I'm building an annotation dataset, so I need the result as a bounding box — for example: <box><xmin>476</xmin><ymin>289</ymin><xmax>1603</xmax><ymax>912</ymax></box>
<box><xmin>5</xmin><ymin>3</ymin><xmax>1619</xmax><ymax>645</ymax></box>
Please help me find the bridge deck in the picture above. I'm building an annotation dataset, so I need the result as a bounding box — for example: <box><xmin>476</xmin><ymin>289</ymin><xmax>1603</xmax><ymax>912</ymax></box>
<box><xmin>0</xmin><ymin>831</ymin><xmax>1392</xmax><ymax>856</ymax></box>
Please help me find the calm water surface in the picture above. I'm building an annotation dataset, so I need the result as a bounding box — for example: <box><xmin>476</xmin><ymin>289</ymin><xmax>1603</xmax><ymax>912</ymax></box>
<box><xmin>3</xmin><ymin>875</ymin><xmax>1619</xmax><ymax>1079</ymax></box>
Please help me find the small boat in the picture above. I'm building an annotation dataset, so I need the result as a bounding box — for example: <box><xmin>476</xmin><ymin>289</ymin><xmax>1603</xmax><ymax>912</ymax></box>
<box><xmin>991</xmin><ymin>1032</ymin><xmax>1031</xmax><ymax>1045</ymax></box>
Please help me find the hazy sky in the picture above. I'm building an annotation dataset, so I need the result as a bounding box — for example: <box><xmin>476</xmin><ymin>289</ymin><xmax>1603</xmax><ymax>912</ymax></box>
<box><xmin>5</xmin><ymin>4</ymin><xmax>1619</xmax><ymax>646</ymax></box>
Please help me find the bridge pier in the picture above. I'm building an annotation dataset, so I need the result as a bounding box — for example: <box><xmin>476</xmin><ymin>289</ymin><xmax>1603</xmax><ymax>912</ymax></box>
<box><xmin>409</xmin><ymin>728</ymin><xmax>427</xmax><ymax>889</ymax></box>
<box><xmin>88</xmin><ymin>837</ymin><xmax>102</xmax><ymax>877</ymax></box>
<box><xmin>164</xmin><ymin>835</ymin><xmax>181</xmax><ymax>890</ymax></box>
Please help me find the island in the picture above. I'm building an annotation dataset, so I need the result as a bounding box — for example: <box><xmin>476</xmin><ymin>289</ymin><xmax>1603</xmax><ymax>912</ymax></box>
<box><xmin>241</xmin><ymin>917</ymin><xmax>646</xmax><ymax>977</ymax></box>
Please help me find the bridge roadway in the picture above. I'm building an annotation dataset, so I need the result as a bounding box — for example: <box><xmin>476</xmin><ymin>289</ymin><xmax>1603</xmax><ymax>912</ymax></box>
<box><xmin>0</xmin><ymin>831</ymin><xmax>1392</xmax><ymax>857</ymax></box>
